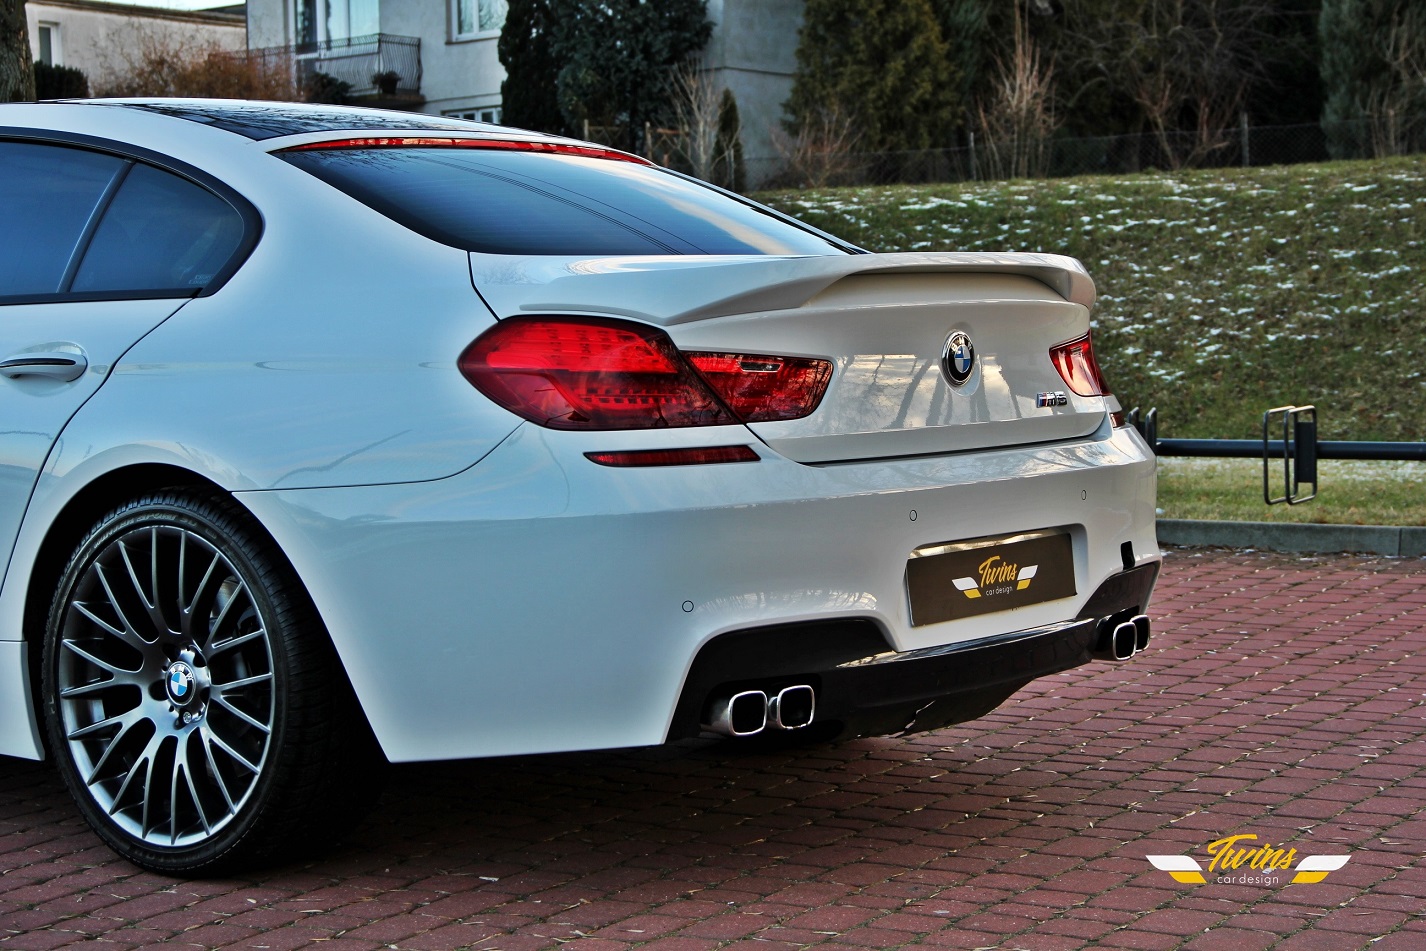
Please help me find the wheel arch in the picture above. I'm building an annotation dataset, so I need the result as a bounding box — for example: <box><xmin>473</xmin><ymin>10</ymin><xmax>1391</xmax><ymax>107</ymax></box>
<box><xmin>21</xmin><ymin>463</ymin><xmax>374</xmax><ymax>754</ymax></box>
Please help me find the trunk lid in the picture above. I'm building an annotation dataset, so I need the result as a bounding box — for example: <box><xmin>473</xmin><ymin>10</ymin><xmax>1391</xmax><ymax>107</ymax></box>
<box><xmin>469</xmin><ymin>252</ymin><xmax>1109</xmax><ymax>463</ymax></box>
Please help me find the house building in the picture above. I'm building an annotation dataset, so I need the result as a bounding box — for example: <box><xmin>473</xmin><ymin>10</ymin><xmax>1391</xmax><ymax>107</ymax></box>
<box><xmin>244</xmin><ymin>0</ymin><xmax>805</xmax><ymax>182</ymax></box>
<box><xmin>28</xmin><ymin>0</ymin><xmax>247</xmax><ymax>93</ymax></box>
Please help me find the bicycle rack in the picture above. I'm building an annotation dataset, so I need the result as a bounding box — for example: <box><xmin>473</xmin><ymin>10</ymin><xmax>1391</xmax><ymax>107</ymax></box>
<box><xmin>1262</xmin><ymin>405</ymin><xmax>1317</xmax><ymax>506</ymax></box>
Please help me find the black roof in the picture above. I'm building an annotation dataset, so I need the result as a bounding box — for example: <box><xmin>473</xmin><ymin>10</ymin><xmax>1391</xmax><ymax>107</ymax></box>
<box><xmin>103</xmin><ymin>101</ymin><xmax>496</xmax><ymax>141</ymax></box>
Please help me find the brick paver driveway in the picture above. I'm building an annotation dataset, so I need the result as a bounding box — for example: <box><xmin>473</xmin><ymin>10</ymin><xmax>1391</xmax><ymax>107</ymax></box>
<box><xmin>3</xmin><ymin>547</ymin><xmax>1424</xmax><ymax>951</ymax></box>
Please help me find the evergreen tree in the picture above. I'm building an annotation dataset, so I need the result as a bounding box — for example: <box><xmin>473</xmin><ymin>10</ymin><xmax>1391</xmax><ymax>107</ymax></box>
<box><xmin>932</xmin><ymin>0</ymin><xmax>993</xmax><ymax>132</ymax></box>
<box><xmin>552</xmin><ymin>0</ymin><xmax>712</xmax><ymax>153</ymax></box>
<box><xmin>499</xmin><ymin>0</ymin><xmax>566</xmax><ymax>134</ymax></box>
<box><xmin>1320</xmin><ymin>0</ymin><xmax>1426</xmax><ymax>156</ymax></box>
<box><xmin>714</xmin><ymin>88</ymin><xmax>745</xmax><ymax>192</ymax></box>
<box><xmin>1247</xmin><ymin>0</ymin><xmax>1322</xmax><ymax>127</ymax></box>
<box><xmin>784</xmin><ymin>0</ymin><xmax>960</xmax><ymax>154</ymax></box>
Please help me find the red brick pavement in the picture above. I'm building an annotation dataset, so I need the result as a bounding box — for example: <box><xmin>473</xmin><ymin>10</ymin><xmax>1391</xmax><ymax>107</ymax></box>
<box><xmin>3</xmin><ymin>547</ymin><xmax>1424</xmax><ymax>951</ymax></box>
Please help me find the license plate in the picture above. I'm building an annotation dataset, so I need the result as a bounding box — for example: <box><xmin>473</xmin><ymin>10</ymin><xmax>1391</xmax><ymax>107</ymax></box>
<box><xmin>906</xmin><ymin>531</ymin><xmax>1076</xmax><ymax>626</ymax></box>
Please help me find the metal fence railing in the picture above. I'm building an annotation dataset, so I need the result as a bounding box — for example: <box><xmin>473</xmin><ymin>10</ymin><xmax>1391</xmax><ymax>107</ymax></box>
<box><xmin>746</xmin><ymin>115</ymin><xmax>1426</xmax><ymax>189</ymax></box>
<box><xmin>1131</xmin><ymin>406</ymin><xmax>1426</xmax><ymax>509</ymax></box>
<box><xmin>244</xmin><ymin>34</ymin><xmax>422</xmax><ymax>100</ymax></box>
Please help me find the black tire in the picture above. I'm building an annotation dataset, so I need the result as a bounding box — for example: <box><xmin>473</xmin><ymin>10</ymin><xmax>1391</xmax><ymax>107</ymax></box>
<box><xmin>41</xmin><ymin>490</ymin><xmax>383</xmax><ymax>876</ymax></box>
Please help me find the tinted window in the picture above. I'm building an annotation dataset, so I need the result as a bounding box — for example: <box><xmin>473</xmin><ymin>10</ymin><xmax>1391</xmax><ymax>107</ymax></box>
<box><xmin>0</xmin><ymin>143</ymin><xmax>126</xmax><ymax>298</ymax></box>
<box><xmin>73</xmin><ymin>163</ymin><xmax>245</xmax><ymax>295</ymax></box>
<box><xmin>281</xmin><ymin>148</ymin><xmax>844</xmax><ymax>256</ymax></box>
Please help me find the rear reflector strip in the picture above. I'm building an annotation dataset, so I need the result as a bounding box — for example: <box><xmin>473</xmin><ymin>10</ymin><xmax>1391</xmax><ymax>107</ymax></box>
<box><xmin>584</xmin><ymin>446</ymin><xmax>760</xmax><ymax>467</ymax></box>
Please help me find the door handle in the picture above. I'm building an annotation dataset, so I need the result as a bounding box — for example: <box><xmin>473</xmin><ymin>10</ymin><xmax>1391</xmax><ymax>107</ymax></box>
<box><xmin>0</xmin><ymin>352</ymin><xmax>89</xmax><ymax>383</ymax></box>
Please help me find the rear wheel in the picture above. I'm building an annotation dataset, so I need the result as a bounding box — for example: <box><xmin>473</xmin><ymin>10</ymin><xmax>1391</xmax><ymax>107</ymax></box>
<box><xmin>42</xmin><ymin>491</ymin><xmax>381</xmax><ymax>875</ymax></box>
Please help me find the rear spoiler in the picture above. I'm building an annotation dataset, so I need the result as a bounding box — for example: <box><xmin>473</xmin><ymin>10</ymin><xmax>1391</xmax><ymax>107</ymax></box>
<box><xmin>470</xmin><ymin>251</ymin><xmax>1096</xmax><ymax>326</ymax></box>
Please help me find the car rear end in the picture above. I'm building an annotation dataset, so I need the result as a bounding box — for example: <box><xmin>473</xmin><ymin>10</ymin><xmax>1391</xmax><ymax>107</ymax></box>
<box><xmin>239</xmin><ymin>132</ymin><xmax>1159</xmax><ymax>760</ymax></box>
<box><xmin>456</xmin><ymin>252</ymin><xmax>1159</xmax><ymax>745</ymax></box>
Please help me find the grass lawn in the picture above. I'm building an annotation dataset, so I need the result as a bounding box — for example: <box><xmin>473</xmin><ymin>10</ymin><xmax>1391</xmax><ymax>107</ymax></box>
<box><xmin>1157</xmin><ymin>457</ymin><xmax>1426</xmax><ymax>525</ymax></box>
<box><xmin>757</xmin><ymin>155</ymin><xmax>1426</xmax><ymax>443</ymax></box>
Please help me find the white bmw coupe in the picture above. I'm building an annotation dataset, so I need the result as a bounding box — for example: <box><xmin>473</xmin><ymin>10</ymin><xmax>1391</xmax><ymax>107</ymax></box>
<box><xmin>0</xmin><ymin>100</ymin><xmax>1159</xmax><ymax>874</ymax></box>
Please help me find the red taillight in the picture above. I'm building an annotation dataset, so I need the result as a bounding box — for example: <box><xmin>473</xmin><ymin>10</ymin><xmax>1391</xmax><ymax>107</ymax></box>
<box><xmin>460</xmin><ymin>317</ymin><xmax>734</xmax><ymax>430</ymax></box>
<box><xmin>1049</xmin><ymin>334</ymin><xmax>1111</xmax><ymax>397</ymax></box>
<box><xmin>460</xmin><ymin>317</ymin><xmax>834</xmax><ymax>431</ymax></box>
<box><xmin>686</xmin><ymin>352</ymin><xmax>833</xmax><ymax>423</ymax></box>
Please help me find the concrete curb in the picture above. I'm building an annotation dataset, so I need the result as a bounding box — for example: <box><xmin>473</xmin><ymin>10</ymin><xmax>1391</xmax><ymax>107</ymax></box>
<box><xmin>1158</xmin><ymin>518</ymin><xmax>1426</xmax><ymax>556</ymax></box>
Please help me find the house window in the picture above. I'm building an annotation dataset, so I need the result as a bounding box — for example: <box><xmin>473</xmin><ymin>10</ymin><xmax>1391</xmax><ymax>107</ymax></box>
<box><xmin>453</xmin><ymin>0</ymin><xmax>506</xmax><ymax>38</ymax></box>
<box><xmin>296</xmin><ymin>0</ymin><xmax>380</xmax><ymax>46</ymax></box>
<box><xmin>37</xmin><ymin>23</ymin><xmax>60</xmax><ymax>66</ymax></box>
<box><xmin>445</xmin><ymin>107</ymin><xmax>503</xmax><ymax>125</ymax></box>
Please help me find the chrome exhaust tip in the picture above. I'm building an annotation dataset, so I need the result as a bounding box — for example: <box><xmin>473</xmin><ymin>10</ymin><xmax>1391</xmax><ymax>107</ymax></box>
<box><xmin>1094</xmin><ymin>614</ymin><xmax>1147</xmax><ymax>662</ymax></box>
<box><xmin>1132</xmin><ymin>614</ymin><xmax>1151</xmax><ymax>652</ymax></box>
<box><xmin>1111</xmin><ymin>620</ymin><xmax>1138</xmax><ymax>661</ymax></box>
<box><xmin>703</xmin><ymin>690</ymin><xmax>768</xmax><ymax>737</ymax></box>
<box><xmin>769</xmin><ymin>685</ymin><xmax>816</xmax><ymax>730</ymax></box>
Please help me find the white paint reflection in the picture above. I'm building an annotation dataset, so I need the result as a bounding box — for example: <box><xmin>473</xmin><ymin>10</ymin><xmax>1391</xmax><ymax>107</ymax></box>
<box><xmin>696</xmin><ymin>589</ymin><xmax>880</xmax><ymax>620</ymax></box>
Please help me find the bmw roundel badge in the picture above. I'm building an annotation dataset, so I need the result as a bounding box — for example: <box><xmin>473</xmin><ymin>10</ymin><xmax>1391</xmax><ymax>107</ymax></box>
<box><xmin>941</xmin><ymin>331</ymin><xmax>976</xmax><ymax>386</ymax></box>
<box><xmin>167</xmin><ymin>663</ymin><xmax>195</xmax><ymax>702</ymax></box>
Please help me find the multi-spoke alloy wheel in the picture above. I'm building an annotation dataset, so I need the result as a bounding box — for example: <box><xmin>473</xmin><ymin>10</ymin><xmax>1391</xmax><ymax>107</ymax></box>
<box><xmin>43</xmin><ymin>492</ymin><xmax>380</xmax><ymax>875</ymax></box>
<box><xmin>56</xmin><ymin>523</ymin><xmax>274</xmax><ymax>848</ymax></box>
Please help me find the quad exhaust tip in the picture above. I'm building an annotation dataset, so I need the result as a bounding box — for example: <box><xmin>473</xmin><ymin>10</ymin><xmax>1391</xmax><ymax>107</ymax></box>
<box><xmin>1095</xmin><ymin>614</ymin><xmax>1151</xmax><ymax>661</ymax></box>
<box><xmin>770</xmin><ymin>685</ymin><xmax>816</xmax><ymax>730</ymax></box>
<box><xmin>703</xmin><ymin>685</ymin><xmax>816</xmax><ymax>737</ymax></box>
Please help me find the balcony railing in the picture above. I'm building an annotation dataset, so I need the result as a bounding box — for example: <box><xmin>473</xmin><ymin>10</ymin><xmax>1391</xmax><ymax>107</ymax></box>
<box><xmin>245</xmin><ymin>33</ymin><xmax>422</xmax><ymax>100</ymax></box>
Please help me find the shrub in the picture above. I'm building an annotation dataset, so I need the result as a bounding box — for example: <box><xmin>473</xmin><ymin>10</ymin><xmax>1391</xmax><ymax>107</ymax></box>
<box><xmin>34</xmin><ymin>61</ymin><xmax>88</xmax><ymax>99</ymax></box>
<box><xmin>371</xmin><ymin>70</ymin><xmax>400</xmax><ymax>96</ymax></box>
<box><xmin>304</xmin><ymin>71</ymin><xmax>353</xmax><ymax>104</ymax></box>
<box><xmin>714</xmin><ymin>88</ymin><xmax>745</xmax><ymax>192</ymax></box>
<box><xmin>96</xmin><ymin>29</ymin><xmax>295</xmax><ymax>100</ymax></box>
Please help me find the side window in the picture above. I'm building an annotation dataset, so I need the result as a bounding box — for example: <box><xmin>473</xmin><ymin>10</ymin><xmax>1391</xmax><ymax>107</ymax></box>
<box><xmin>73</xmin><ymin>163</ymin><xmax>246</xmax><ymax>296</ymax></box>
<box><xmin>0</xmin><ymin>143</ymin><xmax>126</xmax><ymax>299</ymax></box>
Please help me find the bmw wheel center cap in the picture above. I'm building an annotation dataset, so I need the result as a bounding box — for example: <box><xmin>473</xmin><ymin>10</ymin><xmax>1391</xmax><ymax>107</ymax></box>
<box><xmin>941</xmin><ymin>331</ymin><xmax>976</xmax><ymax>386</ymax></box>
<box><xmin>167</xmin><ymin>661</ymin><xmax>197</xmax><ymax>705</ymax></box>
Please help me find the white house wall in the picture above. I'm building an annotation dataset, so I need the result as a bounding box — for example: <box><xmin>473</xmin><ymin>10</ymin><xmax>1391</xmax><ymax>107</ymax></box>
<box><xmin>244</xmin><ymin>0</ymin><xmax>806</xmax><ymax>184</ymax></box>
<box><xmin>28</xmin><ymin>0</ymin><xmax>246</xmax><ymax>93</ymax></box>
<box><xmin>379</xmin><ymin>2</ymin><xmax>504</xmax><ymax>118</ymax></box>
<box><xmin>703</xmin><ymin>0</ymin><xmax>803</xmax><ymax>185</ymax></box>
<box><xmin>246</xmin><ymin>0</ymin><xmax>288</xmax><ymax>49</ymax></box>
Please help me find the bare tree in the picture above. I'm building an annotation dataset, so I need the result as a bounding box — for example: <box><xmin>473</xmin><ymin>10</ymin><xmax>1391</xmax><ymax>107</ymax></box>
<box><xmin>670</xmin><ymin>58</ymin><xmax>723</xmax><ymax>182</ymax></box>
<box><xmin>768</xmin><ymin>104</ymin><xmax>864</xmax><ymax>188</ymax></box>
<box><xmin>94</xmin><ymin>25</ymin><xmax>295</xmax><ymax>100</ymax></box>
<box><xmin>1</xmin><ymin>0</ymin><xmax>35</xmax><ymax>102</ymax></box>
<box><xmin>1367</xmin><ymin>4</ymin><xmax>1426</xmax><ymax>156</ymax></box>
<box><xmin>976</xmin><ymin>4</ymin><xmax>1057</xmax><ymax>180</ymax></box>
<box><xmin>1058</xmin><ymin>0</ymin><xmax>1271</xmax><ymax>169</ymax></box>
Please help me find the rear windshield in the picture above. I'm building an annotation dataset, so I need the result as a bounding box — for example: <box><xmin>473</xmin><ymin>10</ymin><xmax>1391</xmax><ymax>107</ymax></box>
<box><xmin>279</xmin><ymin>147</ymin><xmax>846</xmax><ymax>256</ymax></box>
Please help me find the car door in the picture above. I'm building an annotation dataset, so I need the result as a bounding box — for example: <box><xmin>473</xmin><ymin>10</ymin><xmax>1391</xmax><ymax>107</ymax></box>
<box><xmin>0</xmin><ymin>139</ymin><xmax>254</xmax><ymax>587</ymax></box>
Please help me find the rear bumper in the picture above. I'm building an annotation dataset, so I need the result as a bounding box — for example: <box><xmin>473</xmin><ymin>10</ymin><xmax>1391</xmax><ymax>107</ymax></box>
<box><xmin>236</xmin><ymin>421</ymin><xmax>1159</xmax><ymax>763</ymax></box>
<box><xmin>669</xmin><ymin>561</ymin><xmax>1159</xmax><ymax>741</ymax></box>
